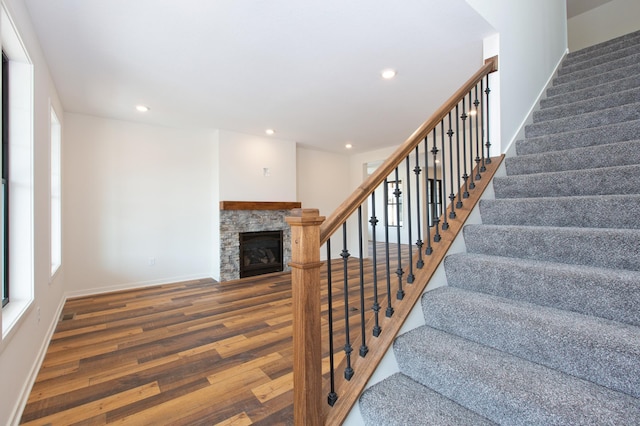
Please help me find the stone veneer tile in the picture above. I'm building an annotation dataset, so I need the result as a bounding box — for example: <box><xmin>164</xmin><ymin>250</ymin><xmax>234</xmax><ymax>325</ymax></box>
<box><xmin>219</xmin><ymin>209</ymin><xmax>292</xmax><ymax>281</ymax></box>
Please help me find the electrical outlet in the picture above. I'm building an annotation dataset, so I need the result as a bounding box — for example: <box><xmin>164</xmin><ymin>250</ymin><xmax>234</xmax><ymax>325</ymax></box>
<box><xmin>37</xmin><ymin>306</ymin><xmax>41</xmax><ymax>323</ymax></box>
<box><xmin>148</xmin><ymin>257</ymin><xmax>156</xmax><ymax>266</ymax></box>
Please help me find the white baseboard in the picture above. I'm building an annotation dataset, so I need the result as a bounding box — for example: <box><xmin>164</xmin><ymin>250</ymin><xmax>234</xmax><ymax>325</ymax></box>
<box><xmin>64</xmin><ymin>273</ymin><xmax>214</xmax><ymax>299</ymax></box>
<box><xmin>9</xmin><ymin>295</ymin><xmax>66</xmax><ymax>426</ymax></box>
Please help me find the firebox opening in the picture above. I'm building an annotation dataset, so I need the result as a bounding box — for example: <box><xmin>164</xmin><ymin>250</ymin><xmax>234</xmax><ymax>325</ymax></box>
<box><xmin>239</xmin><ymin>230</ymin><xmax>284</xmax><ymax>278</ymax></box>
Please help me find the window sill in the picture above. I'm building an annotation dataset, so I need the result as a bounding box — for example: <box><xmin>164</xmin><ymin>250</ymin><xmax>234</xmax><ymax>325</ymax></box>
<box><xmin>1</xmin><ymin>297</ymin><xmax>33</xmax><ymax>352</ymax></box>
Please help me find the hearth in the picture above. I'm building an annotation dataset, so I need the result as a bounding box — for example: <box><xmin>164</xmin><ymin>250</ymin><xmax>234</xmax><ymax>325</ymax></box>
<box><xmin>239</xmin><ymin>230</ymin><xmax>283</xmax><ymax>278</ymax></box>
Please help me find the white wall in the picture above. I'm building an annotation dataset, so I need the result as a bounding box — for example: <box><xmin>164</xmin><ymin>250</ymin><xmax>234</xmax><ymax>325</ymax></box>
<box><xmin>218</xmin><ymin>130</ymin><xmax>297</xmax><ymax>202</ymax></box>
<box><xmin>467</xmin><ymin>0</ymin><xmax>568</xmax><ymax>153</ymax></box>
<box><xmin>568</xmin><ymin>0</ymin><xmax>640</xmax><ymax>51</ymax></box>
<box><xmin>0</xmin><ymin>0</ymin><xmax>66</xmax><ymax>424</ymax></box>
<box><xmin>63</xmin><ymin>114</ymin><xmax>215</xmax><ymax>295</ymax></box>
<box><xmin>296</xmin><ymin>147</ymin><xmax>350</xmax><ymax>218</ymax></box>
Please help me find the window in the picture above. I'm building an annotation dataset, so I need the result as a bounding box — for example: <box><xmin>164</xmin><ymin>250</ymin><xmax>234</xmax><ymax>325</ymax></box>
<box><xmin>427</xmin><ymin>178</ymin><xmax>443</xmax><ymax>227</ymax></box>
<box><xmin>1</xmin><ymin>3</ymin><xmax>35</xmax><ymax>337</ymax></box>
<box><xmin>50</xmin><ymin>107</ymin><xmax>61</xmax><ymax>276</ymax></box>
<box><xmin>1</xmin><ymin>51</ymin><xmax>8</xmax><ymax>308</ymax></box>
<box><xmin>387</xmin><ymin>180</ymin><xmax>403</xmax><ymax>227</ymax></box>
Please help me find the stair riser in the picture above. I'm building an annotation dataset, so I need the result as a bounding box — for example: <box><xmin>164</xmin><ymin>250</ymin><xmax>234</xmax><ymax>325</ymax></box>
<box><xmin>546</xmin><ymin>63</ymin><xmax>640</xmax><ymax>97</ymax></box>
<box><xmin>479</xmin><ymin>195</ymin><xmax>640</xmax><ymax>229</ymax></box>
<box><xmin>444</xmin><ymin>253</ymin><xmax>640</xmax><ymax>327</ymax></box>
<box><xmin>525</xmin><ymin>103</ymin><xmax>640</xmax><ymax>138</ymax></box>
<box><xmin>563</xmin><ymin>30</ymin><xmax>640</xmax><ymax>65</ymax></box>
<box><xmin>493</xmin><ymin>164</ymin><xmax>640</xmax><ymax>198</ymax></box>
<box><xmin>541</xmin><ymin>75</ymin><xmax>640</xmax><ymax>109</ymax></box>
<box><xmin>515</xmin><ymin>119</ymin><xmax>640</xmax><ymax>156</ymax></box>
<box><xmin>464</xmin><ymin>224</ymin><xmax>640</xmax><ymax>271</ymax></box>
<box><xmin>506</xmin><ymin>139</ymin><xmax>640</xmax><ymax>175</ymax></box>
<box><xmin>558</xmin><ymin>43</ymin><xmax>640</xmax><ymax>77</ymax></box>
<box><xmin>554</xmin><ymin>53</ymin><xmax>640</xmax><ymax>86</ymax></box>
<box><xmin>533</xmin><ymin>86</ymin><xmax>640</xmax><ymax>124</ymax></box>
<box><xmin>422</xmin><ymin>287</ymin><xmax>640</xmax><ymax>398</ymax></box>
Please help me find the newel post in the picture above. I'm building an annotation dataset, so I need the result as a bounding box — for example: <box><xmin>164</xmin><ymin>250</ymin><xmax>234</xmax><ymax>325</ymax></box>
<box><xmin>286</xmin><ymin>208</ymin><xmax>326</xmax><ymax>426</ymax></box>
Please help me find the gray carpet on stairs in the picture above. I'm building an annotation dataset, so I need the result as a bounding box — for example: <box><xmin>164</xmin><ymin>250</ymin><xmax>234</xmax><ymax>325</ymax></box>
<box><xmin>444</xmin><ymin>253</ymin><xmax>640</xmax><ymax>327</ymax></box>
<box><xmin>359</xmin><ymin>30</ymin><xmax>640</xmax><ymax>425</ymax></box>
<box><xmin>506</xmin><ymin>139</ymin><xmax>640</xmax><ymax>175</ymax></box>
<box><xmin>515</xmin><ymin>118</ymin><xmax>640</xmax><ymax>155</ymax></box>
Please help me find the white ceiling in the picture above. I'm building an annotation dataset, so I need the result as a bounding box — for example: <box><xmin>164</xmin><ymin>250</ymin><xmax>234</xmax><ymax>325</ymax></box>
<box><xmin>24</xmin><ymin>0</ymin><xmax>495</xmax><ymax>153</ymax></box>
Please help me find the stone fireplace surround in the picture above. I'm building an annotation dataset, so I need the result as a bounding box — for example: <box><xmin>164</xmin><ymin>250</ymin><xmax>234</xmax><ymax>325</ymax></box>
<box><xmin>219</xmin><ymin>201</ymin><xmax>301</xmax><ymax>281</ymax></box>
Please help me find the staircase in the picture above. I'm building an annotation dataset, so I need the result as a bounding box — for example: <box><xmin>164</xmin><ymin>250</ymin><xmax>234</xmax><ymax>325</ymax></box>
<box><xmin>359</xmin><ymin>31</ymin><xmax>640</xmax><ymax>424</ymax></box>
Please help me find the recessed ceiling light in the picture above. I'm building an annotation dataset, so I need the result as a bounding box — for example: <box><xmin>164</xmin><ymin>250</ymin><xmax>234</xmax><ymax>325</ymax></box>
<box><xmin>265</xmin><ymin>129</ymin><xmax>276</xmax><ymax>135</ymax></box>
<box><xmin>136</xmin><ymin>105</ymin><xmax>150</xmax><ymax>112</ymax></box>
<box><xmin>345</xmin><ymin>143</ymin><xmax>353</xmax><ymax>149</ymax></box>
<box><xmin>381</xmin><ymin>69</ymin><xmax>397</xmax><ymax>79</ymax></box>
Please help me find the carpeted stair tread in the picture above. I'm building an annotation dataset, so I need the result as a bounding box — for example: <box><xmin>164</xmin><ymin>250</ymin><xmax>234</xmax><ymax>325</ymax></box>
<box><xmin>533</xmin><ymin>86</ymin><xmax>640</xmax><ymax>124</ymax></box>
<box><xmin>493</xmin><ymin>164</ymin><xmax>640</xmax><ymax>198</ymax></box>
<box><xmin>515</xmin><ymin>118</ymin><xmax>640</xmax><ymax>155</ymax></box>
<box><xmin>563</xmin><ymin>29</ymin><xmax>640</xmax><ymax>64</ymax></box>
<box><xmin>422</xmin><ymin>286</ymin><xmax>640</xmax><ymax>397</ymax></box>
<box><xmin>393</xmin><ymin>326</ymin><xmax>640</xmax><ymax>425</ymax></box>
<box><xmin>546</xmin><ymin>62</ymin><xmax>640</xmax><ymax>97</ymax></box>
<box><xmin>541</xmin><ymin>74</ymin><xmax>640</xmax><ymax>109</ymax></box>
<box><xmin>359</xmin><ymin>373</ymin><xmax>496</xmax><ymax>426</ymax></box>
<box><xmin>444</xmin><ymin>253</ymin><xmax>640</xmax><ymax>327</ymax></box>
<box><xmin>479</xmin><ymin>194</ymin><xmax>640</xmax><ymax>229</ymax></box>
<box><xmin>558</xmin><ymin>43</ymin><xmax>640</xmax><ymax>77</ymax></box>
<box><xmin>463</xmin><ymin>224</ymin><xmax>640</xmax><ymax>271</ymax></box>
<box><xmin>506</xmin><ymin>139</ymin><xmax>640</xmax><ymax>175</ymax></box>
<box><xmin>553</xmin><ymin>52</ymin><xmax>640</xmax><ymax>86</ymax></box>
<box><xmin>524</xmin><ymin>102</ymin><xmax>640</xmax><ymax>138</ymax></box>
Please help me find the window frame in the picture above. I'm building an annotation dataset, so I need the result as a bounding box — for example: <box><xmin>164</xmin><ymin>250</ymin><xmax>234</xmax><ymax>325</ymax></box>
<box><xmin>50</xmin><ymin>106</ymin><xmax>61</xmax><ymax>278</ymax></box>
<box><xmin>1</xmin><ymin>51</ymin><xmax>8</xmax><ymax>308</ymax></box>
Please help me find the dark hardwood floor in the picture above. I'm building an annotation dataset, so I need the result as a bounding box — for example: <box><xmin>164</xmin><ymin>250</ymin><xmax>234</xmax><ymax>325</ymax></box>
<box><xmin>20</xmin><ymin>243</ymin><xmax>412</xmax><ymax>425</ymax></box>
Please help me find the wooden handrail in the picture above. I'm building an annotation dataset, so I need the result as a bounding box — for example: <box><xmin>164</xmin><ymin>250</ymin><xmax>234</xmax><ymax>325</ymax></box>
<box><xmin>319</xmin><ymin>56</ymin><xmax>498</xmax><ymax>245</ymax></box>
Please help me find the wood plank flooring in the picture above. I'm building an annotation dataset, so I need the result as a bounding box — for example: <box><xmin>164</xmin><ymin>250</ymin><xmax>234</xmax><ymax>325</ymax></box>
<box><xmin>21</xmin><ymin>243</ymin><xmax>413</xmax><ymax>425</ymax></box>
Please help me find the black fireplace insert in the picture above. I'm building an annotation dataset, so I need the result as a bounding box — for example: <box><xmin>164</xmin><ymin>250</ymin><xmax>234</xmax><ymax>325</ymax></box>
<box><xmin>239</xmin><ymin>230</ymin><xmax>284</xmax><ymax>278</ymax></box>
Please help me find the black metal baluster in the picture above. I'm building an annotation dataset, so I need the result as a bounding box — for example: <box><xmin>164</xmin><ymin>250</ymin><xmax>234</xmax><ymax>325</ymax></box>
<box><xmin>404</xmin><ymin>158</ymin><xmax>415</xmax><ymax>284</ymax></box>
<box><xmin>357</xmin><ymin>207</ymin><xmax>368</xmax><ymax>358</ymax></box>
<box><xmin>326</xmin><ymin>239</ymin><xmax>338</xmax><ymax>406</ymax></box>
<box><xmin>447</xmin><ymin>113</ymin><xmax>457</xmax><ymax>219</ymax></box>
<box><xmin>439</xmin><ymin>121</ymin><xmax>450</xmax><ymax>231</ymax></box>
<box><xmin>485</xmin><ymin>74</ymin><xmax>492</xmax><ymax>164</ymax></box>
<box><xmin>426</xmin><ymin>131</ymin><xmax>438</xmax><ymax>245</ymax></box>
<box><xmin>369</xmin><ymin>192</ymin><xmax>381</xmax><ymax>337</ymax></box>
<box><xmin>413</xmin><ymin>146</ymin><xmax>425</xmax><ymax>266</ymax></box>
<box><xmin>393</xmin><ymin>170</ymin><xmax>404</xmax><ymax>300</ymax></box>
<box><xmin>455</xmin><ymin>105</ymin><xmax>463</xmax><ymax>209</ymax></box>
<box><xmin>460</xmin><ymin>98</ymin><xmax>470</xmax><ymax>198</ymax></box>
<box><xmin>383</xmin><ymin>179</ymin><xmax>394</xmax><ymax>318</ymax></box>
<box><xmin>473</xmin><ymin>86</ymin><xmax>481</xmax><ymax>182</ymax></box>
<box><xmin>467</xmin><ymin>91</ymin><xmax>476</xmax><ymax>190</ymax></box>
<box><xmin>480</xmin><ymin>79</ymin><xmax>487</xmax><ymax>173</ymax></box>
<box><xmin>341</xmin><ymin>223</ymin><xmax>354</xmax><ymax>380</ymax></box>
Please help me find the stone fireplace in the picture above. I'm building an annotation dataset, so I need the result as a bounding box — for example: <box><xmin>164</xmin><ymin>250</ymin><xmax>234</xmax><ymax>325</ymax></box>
<box><xmin>219</xmin><ymin>201</ymin><xmax>301</xmax><ymax>281</ymax></box>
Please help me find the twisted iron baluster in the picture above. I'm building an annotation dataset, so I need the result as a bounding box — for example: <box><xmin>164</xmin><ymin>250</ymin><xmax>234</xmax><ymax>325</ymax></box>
<box><xmin>341</xmin><ymin>224</ymin><xmax>353</xmax><ymax>380</ymax></box>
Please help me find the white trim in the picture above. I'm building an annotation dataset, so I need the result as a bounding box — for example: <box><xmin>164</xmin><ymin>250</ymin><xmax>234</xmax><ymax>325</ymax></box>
<box><xmin>1</xmin><ymin>1</ymin><xmax>35</xmax><ymax>341</ymax></box>
<box><xmin>7</xmin><ymin>295</ymin><xmax>65</xmax><ymax>426</ymax></box>
<box><xmin>64</xmin><ymin>274</ymin><xmax>214</xmax><ymax>299</ymax></box>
